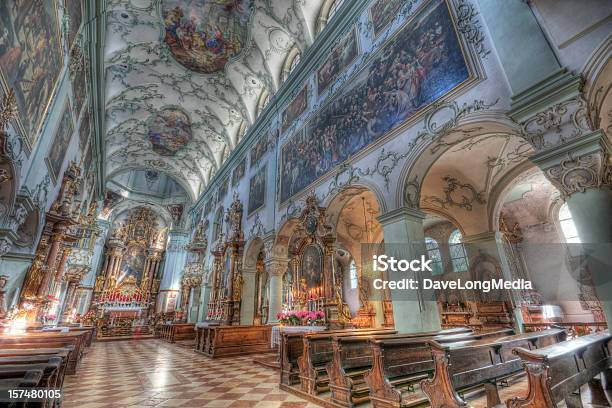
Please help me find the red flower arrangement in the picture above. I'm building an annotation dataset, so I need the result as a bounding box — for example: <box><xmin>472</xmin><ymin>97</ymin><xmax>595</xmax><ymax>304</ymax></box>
<box><xmin>276</xmin><ymin>310</ymin><xmax>325</xmax><ymax>326</ymax></box>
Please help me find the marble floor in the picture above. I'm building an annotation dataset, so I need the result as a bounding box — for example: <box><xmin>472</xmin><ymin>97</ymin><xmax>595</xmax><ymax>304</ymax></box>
<box><xmin>63</xmin><ymin>339</ymin><xmax>317</xmax><ymax>408</ymax></box>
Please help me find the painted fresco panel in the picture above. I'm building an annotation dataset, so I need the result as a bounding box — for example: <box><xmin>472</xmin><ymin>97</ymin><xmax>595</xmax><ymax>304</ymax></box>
<box><xmin>45</xmin><ymin>100</ymin><xmax>74</xmax><ymax>183</ymax></box>
<box><xmin>316</xmin><ymin>28</ymin><xmax>359</xmax><ymax>95</ymax></box>
<box><xmin>281</xmin><ymin>85</ymin><xmax>308</xmax><ymax>133</ymax></box>
<box><xmin>218</xmin><ymin>177</ymin><xmax>229</xmax><ymax>199</ymax></box>
<box><xmin>0</xmin><ymin>0</ymin><xmax>64</xmax><ymax>148</ymax></box>
<box><xmin>280</xmin><ymin>0</ymin><xmax>470</xmax><ymax>203</ymax></box>
<box><xmin>65</xmin><ymin>0</ymin><xmax>83</xmax><ymax>50</ymax></box>
<box><xmin>148</xmin><ymin>108</ymin><xmax>192</xmax><ymax>156</ymax></box>
<box><xmin>71</xmin><ymin>57</ymin><xmax>87</xmax><ymax>119</ymax></box>
<box><xmin>78</xmin><ymin>106</ymin><xmax>90</xmax><ymax>149</ymax></box>
<box><xmin>231</xmin><ymin>157</ymin><xmax>246</xmax><ymax>186</ymax></box>
<box><xmin>301</xmin><ymin>244</ymin><xmax>323</xmax><ymax>289</ymax></box>
<box><xmin>370</xmin><ymin>0</ymin><xmax>403</xmax><ymax>37</ymax></box>
<box><xmin>119</xmin><ymin>244</ymin><xmax>146</xmax><ymax>284</ymax></box>
<box><xmin>249</xmin><ymin>133</ymin><xmax>273</xmax><ymax>169</ymax></box>
<box><xmin>248</xmin><ymin>164</ymin><xmax>266</xmax><ymax>215</ymax></box>
<box><xmin>162</xmin><ymin>0</ymin><xmax>253</xmax><ymax>74</ymax></box>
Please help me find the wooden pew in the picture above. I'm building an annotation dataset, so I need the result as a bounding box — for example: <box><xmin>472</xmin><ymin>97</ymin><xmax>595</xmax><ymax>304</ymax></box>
<box><xmin>420</xmin><ymin>328</ymin><xmax>567</xmax><ymax>408</ymax></box>
<box><xmin>194</xmin><ymin>321</ymin><xmax>220</xmax><ymax>354</ymax></box>
<box><xmin>507</xmin><ymin>331</ymin><xmax>612</xmax><ymax>408</ymax></box>
<box><xmin>0</xmin><ymin>360</ymin><xmax>62</xmax><ymax>407</ymax></box>
<box><xmin>280</xmin><ymin>327</ymin><xmax>405</xmax><ymax>386</ymax></box>
<box><xmin>298</xmin><ymin>329</ymin><xmax>397</xmax><ymax>395</ymax></box>
<box><xmin>157</xmin><ymin>323</ymin><xmax>196</xmax><ymax>343</ymax></box>
<box><xmin>0</xmin><ymin>354</ymin><xmax>69</xmax><ymax>391</ymax></box>
<box><xmin>203</xmin><ymin>325</ymin><xmax>273</xmax><ymax>357</ymax></box>
<box><xmin>0</xmin><ymin>331</ymin><xmax>87</xmax><ymax>374</ymax></box>
<box><xmin>328</xmin><ymin>327</ymin><xmax>474</xmax><ymax>406</ymax></box>
<box><xmin>364</xmin><ymin>328</ymin><xmax>515</xmax><ymax>408</ymax></box>
<box><xmin>0</xmin><ymin>370</ymin><xmax>44</xmax><ymax>408</ymax></box>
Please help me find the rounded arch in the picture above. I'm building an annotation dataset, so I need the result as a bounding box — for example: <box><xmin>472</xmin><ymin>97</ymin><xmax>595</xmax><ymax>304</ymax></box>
<box><xmin>317</xmin><ymin>0</ymin><xmax>345</xmax><ymax>33</ymax></box>
<box><xmin>106</xmin><ymin>166</ymin><xmax>196</xmax><ymax>202</ymax></box>
<box><xmin>281</xmin><ymin>46</ymin><xmax>301</xmax><ymax>83</ymax></box>
<box><xmin>395</xmin><ymin>111</ymin><xmax>524</xmax><ymax>207</ymax></box>
<box><xmin>581</xmin><ymin>36</ymin><xmax>612</xmax><ymax>130</ymax></box>
<box><xmin>243</xmin><ymin>236</ymin><xmax>265</xmax><ymax>269</ymax></box>
<box><xmin>104</xmin><ymin>199</ymin><xmax>173</xmax><ymax>228</ymax></box>
<box><xmin>272</xmin><ymin>217</ymin><xmax>300</xmax><ymax>259</ymax></box>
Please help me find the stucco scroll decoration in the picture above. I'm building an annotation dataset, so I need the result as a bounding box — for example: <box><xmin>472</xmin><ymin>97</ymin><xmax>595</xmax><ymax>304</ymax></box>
<box><xmin>247</xmin><ymin>212</ymin><xmax>265</xmax><ymax>240</ymax></box>
<box><xmin>521</xmin><ymin>97</ymin><xmax>592</xmax><ymax>151</ymax></box>
<box><xmin>545</xmin><ymin>151</ymin><xmax>611</xmax><ymax>198</ymax></box>
<box><xmin>424</xmin><ymin>175</ymin><xmax>486</xmax><ymax>211</ymax></box>
<box><xmin>453</xmin><ymin>0</ymin><xmax>490</xmax><ymax>59</ymax></box>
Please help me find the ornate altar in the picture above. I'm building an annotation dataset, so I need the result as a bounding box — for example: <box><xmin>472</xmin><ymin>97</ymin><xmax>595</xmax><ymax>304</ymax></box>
<box><xmin>285</xmin><ymin>195</ymin><xmax>352</xmax><ymax>329</ymax></box>
<box><xmin>207</xmin><ymin>195</ymin><xmax>245</xmax><ymax>325</ymax></box>
<box><xmin>90</xmin><ymin>207</ymin><xmax>166</xmax><ymax>337</ymax></box>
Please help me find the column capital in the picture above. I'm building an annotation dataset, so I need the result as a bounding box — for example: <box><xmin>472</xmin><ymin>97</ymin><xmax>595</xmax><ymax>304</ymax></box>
<box><xmin>377</xmin><ymin>207</ymin><xmax>426</xmax><ymax>226</ymax></box>
<box><xmin>530</xmin><ymin>129</ymin><xmax>611</xmax><ymax>198</ymax></box>
<box><xmin>265</xmin><ymin>257</ymin><xmax>289</xmax><ymax>277</ymax></box>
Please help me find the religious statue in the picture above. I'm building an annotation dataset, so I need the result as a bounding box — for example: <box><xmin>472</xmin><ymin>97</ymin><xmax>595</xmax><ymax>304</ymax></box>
<box><xmin>113</xmin><ymin>223</ymin><xmax>128</xmax><ymax>241</ymax></box>
<box><xmin>94</xmin><ymin>275</ymin><xmax>105</xmax><ymax>293</ymax></box>
<box><xmin>232</xmin><ymin>273</ymin><xmax>244</xmax><ymax>301</ymax></box>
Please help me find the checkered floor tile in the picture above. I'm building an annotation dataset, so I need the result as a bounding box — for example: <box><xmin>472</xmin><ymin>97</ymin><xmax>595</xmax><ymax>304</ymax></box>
<box><xmin>63</xmin><ymin>339</ymin><xmax>316</xmax><ymax>408</ymax></box>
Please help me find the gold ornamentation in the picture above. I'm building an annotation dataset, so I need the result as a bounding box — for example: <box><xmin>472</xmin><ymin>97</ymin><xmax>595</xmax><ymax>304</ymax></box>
<box><xmin>0</xmin><ymin>89</ymin><xmax>18</xmax><ymax>131</ymax></box>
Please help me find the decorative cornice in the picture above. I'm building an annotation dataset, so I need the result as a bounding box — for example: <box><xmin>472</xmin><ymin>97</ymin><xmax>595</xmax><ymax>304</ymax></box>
<box><xmin>377</xmin><ymin>207</ymin><xmax>426</xmax><ymax>226</ymax></box>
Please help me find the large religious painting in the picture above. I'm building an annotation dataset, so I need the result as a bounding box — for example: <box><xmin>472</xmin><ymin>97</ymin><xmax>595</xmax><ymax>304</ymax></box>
<box><xmin>248</xmin><ymin>164</ymin><xmax>266</xmax><ymax>215</ymax></box>
<box><xmin>0</xmin><ymin>0</ymin><xmax>64</xmax><ymax>148</ymax></box>
<box><xmin>64</xmin><ymin>0</ymin><xmax>83</xmax><ymax>50</ymax></box>
<box><xmin>281</xmin><ymin>85</ymin><xmax>308</xmax><ymax>133</ymax></box>
<box><xmin>45</xmin><ymin>100</ymin><xmax>74</xmax><ymax>184</ymax></box>
<box><xmin>78</xmin><ymin>107</ymin><xmax>90</xmax><ymax>150</ymax></box>
<box><xmin>162</xmin><ymin>0</ymin><xmax>253</xmax><ymax>74</ymax></box>
<box><xmin>119</xmin><ymin>244</ymin><xmax>146</xmax><ymax>284</ymax></box>
<box><xmin>71</xmin><ymin>55</ymin><xmax>87</xmax><ymax>120</ymax></box>
<box><xmin>370</xmin><ymin>0</ymin><xmax>403</xmax><ymax>37</ymax></box>
<box><xmin>280</xmin><ymin>0</ymin><xmax>471</xmax><ymax>203</ymax></box>
<box><xmin>231</xmin><ymin>157</ymin><xmax>246</xmax><ymax>186</ymax></box>
<box><xmin>218</xmin><ymin>177</ymin><xmax>229</xmax><ymax>199</ymax></box>
<box><xmin>148</xmin><ymin>108</ymin><xmax>192</xmax><ymax>156</ymax></box>
<box><xmin>301</xmin><ymin>244</ymin><xmax>323</xmax><ymax>289</ymax></box>
<box><xmin>249</xmin><ymin>133</ymin><xmax>273</xmax><ymax>169</ymax></box>
<box><xmin>317</xmin><ymin>28</ymin><xmax>359</xmax><ymax>95</ymax></box>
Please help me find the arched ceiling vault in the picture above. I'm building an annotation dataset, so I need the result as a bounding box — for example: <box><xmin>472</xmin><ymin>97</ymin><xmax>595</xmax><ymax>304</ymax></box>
<box><xmin>104</xmin><ymin>0</ymin><xmax>327</xmax><ymax>198</ymax></box>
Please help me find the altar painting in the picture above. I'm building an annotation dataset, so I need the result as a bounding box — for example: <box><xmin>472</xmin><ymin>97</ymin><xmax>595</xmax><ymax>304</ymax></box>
<box><xmin>281</xmin><ymin>85</ymin><xmax>308</xmax><ymax>133</ymax></box>
<box><xmin>280</xmin><ymin>0</ymin><xmax>470</xmax><ymax>203</ymax></box>
<box><xmin>316</xmin><ymin>28</ymin><xmax>358</xmax><ymax>95</ymax></box>
<box><xmin>301</xmin><ymin>245</ymin><xmax>323</xmax><ymax>289</ymax></box>
<box><xmin>118</xmin><ymin>244</ymin><xmax>146</xmax><ymax>284</ymax></box>
<box><xmin>0</xmin><ymin>0</ymin><xmax>64</xmax><ymax>147</ymax></box>
<box><xmin>45</xmin><ymin>100</ymin><xmax>74</xmax><ymax>183</ymax></box>
<box><xmin>162</xmin><ymin>0</ymin><xmax>253</xmax><ymax>74</ymax></box>
<box><xmin>148</xmin><ymin>108</ymin><xmax>192</xmax><ymax>156</ymax></box>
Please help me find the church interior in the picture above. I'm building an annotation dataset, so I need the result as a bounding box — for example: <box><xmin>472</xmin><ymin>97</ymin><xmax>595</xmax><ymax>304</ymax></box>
<box><xmin>0</xmin><ymin>0</ymin><xmax>610</xmax><ymax>407</ymax></box>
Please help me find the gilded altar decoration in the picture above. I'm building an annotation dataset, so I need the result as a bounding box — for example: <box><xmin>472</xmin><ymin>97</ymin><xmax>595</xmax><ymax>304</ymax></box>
<box><xmin>0</xmin><ymin>89</ymin><xmax>18</xmax><ymax>132</ymax></box>
<box><xmin>207</xmin><ymin>194</ymin><xmax>245</xmax><ymax>324</ymax></box>
<box><xmin>162</xmin><ymin>0</ymin><xmax>253</xmax><ymax>74</ymax></box>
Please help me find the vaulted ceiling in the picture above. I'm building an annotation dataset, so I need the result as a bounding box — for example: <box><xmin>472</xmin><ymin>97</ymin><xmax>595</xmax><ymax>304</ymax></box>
<box><xmin>104</xmin><ymin>0</ymin><xmax>328</xmax><ymax>199</ymax></box>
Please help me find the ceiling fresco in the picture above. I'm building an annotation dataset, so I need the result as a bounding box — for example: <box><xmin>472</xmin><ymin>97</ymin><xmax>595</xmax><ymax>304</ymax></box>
<box><xmin>162</xmin><ymin>0</ymin><xmax>254</xmax><ymax>73</ymax></box>
<box><xmin>147</xmin><ymin>107</ymin><xmax>192</xmax><ymax>156</ymax></box>
<box><xmin>104</xmin><ymin>0</ymin><xmax>327</xmax><ymax>198</ymax></box>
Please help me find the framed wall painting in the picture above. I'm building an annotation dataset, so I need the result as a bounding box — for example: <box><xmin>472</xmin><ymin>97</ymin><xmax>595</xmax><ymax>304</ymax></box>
<box><xmin>280</xmin><ymin>0</ymin><xmax>472</xmax><ymax>203</ymax></box>
<box><xmin>370</xmin><ymin>0</ymin><xmax>404</xmax><ymax>37</ymax></box>
<box><xmin>231</xmin><ymin>157</ymin><xmax>246</xmax><ymax>187</ymax></box>
<box><xmin>248</xmin><ymin>164</ymin><xmax>266</xmax><ymax>215</ymax></box>
<box><xmin>281</xmin><ymin>85</ymin><xmax>308</xmax><ymax>133</ymax></box>
<box><xmin>45</xmin><ymin>99</ymin><xmax>75</xmax><ymax>184</ymax></box>
<box><xmin>0</xmin><ymin>0</ymin><xmax>65</xmax><ymax>150</ymax></box>
<box><xmin>316</xmin><ymin>28</ymin><xmax>359</xmax><ymax>96</ymax></box>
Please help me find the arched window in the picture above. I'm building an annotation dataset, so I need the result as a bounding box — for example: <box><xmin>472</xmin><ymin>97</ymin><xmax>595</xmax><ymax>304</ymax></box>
<box><xmin>256</xmin><ymin>90</ymin><xmax>270</xmax><ymax>117</ymax></box>
<box><xmin>318</xmin><ymin>0</ymin><xmax>346</xmax><ymax>33</ymax></box>
<box><xmin>281</xmin><ymin>47</ymin><xmax>301</xmax><ymax>83</ymax></box>
<box><xmin>448</xmin><ymin>229</ymin><xmax>468</xmax><ymax>272</ymax></box>
<box><xmin>349</xmin><ymin>260</ymin><xmax>358</xmax><ymax>289</ymax></box>
<box><xmin>425</xmin><ymin>237</ymin><xmax>443</xmax><ymax>275</ymax></box>
<box><xmin>558</xmin><ymin>203</ymin><xmax>581</xmax><ymax>243</ymax></box>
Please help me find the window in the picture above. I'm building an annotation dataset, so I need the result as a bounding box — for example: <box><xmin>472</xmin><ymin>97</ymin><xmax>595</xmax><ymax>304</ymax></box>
<box><xmin>448</xmin><ymin>229</ymin><xmax>468</xmax><ymax>272</ymax></box>
<box><xmin>282</xmin><ymin>47</ymin><xmax>301</xmax><ymax>82</ymax></box>
<box><xmin>349</xmin><ymin>261</ymin><xmax>358</xmax><ymax>289</ymax></box>
<box><xmin>425</xmin><ymin>237</ymin><xmax>443</xmax><ymax>275</ymax></box>
<box><xmin>289</xmin><ymin>53</ymin><xmax>301</xmax><ymax>74</ymax></box>
<box><xmin>558</xmin><ymin>203</ymin><xmax>581</xmax><ymax>243</ymax></box>
<box><xmin>327</xmin><ymin>0</ymin><xmax>345</xmax><ymax>21</ymax></box>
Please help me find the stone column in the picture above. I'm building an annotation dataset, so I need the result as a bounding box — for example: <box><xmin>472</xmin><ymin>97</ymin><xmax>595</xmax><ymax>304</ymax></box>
<box><xmin>531</xmin><ymin>129</ymin><xmax>612</xmax><ymax>325</ymax></box>
<box><xmin>199</xmin><ymin>284</ymin><xmax>212</xmax><ymax>321</ymax></box>
<box><xmin>239</xmin><ymin>266</ymin><xmax>257</xmax><ymax>325</ymax></box>
<box><xmin>462</xmin><ymin>231</ymin><xmax>525</xmax><ymax>331</ymax></box>
<box><xmin>377</xmin><ymin>207</ymin><xmax>441</xmax><ymax>333</ymax></box>
<box><xmin>266</xmin><ymin>257</ymin><xmax>287</xmax><ymax>323</ymax></box>
<box><xmin>37</xmin><ymin>226</ymin><xmax>66</xmax><ymax>298</ymax></box>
